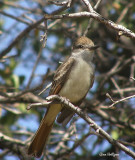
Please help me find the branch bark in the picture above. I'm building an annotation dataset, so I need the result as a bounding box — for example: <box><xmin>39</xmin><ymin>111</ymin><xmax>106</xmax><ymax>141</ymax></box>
<box><xmin>45</xmin><ymin>11</ymin><xmax>135</xmax><ymax>39</ymax></box>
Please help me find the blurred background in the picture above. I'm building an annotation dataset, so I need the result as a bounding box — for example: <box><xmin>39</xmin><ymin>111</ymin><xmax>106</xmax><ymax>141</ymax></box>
<box><xmin>0</xmin><ymin>0</ymin><xmax>135</xmax><ymax>160</ymax></box>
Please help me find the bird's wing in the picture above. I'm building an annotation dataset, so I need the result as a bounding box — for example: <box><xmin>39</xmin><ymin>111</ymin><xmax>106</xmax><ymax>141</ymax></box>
<box><xmin>49</xmin><ymin>57</ymin><xmax>75</xmax><ymax>95</ymax></box>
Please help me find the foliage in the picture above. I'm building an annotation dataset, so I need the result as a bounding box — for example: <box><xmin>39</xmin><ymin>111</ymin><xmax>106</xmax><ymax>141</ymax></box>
<box><xmin>0</xmin><ymin>0</ymin><xmax>135</xmax><ymax>160</ymax></box>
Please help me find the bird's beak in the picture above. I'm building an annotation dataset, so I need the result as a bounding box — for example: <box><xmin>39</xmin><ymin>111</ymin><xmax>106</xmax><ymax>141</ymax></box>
<box><xmin>90</xmin><ymin>45</ymin><xmax>99</xmax><ymax>50</ymax></box>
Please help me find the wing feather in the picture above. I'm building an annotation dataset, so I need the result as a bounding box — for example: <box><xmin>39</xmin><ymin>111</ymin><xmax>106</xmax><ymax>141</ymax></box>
<box><xmin>49</xmin><ymin>57</ymin><xmax>75</xmax><ymax>95</ymax></box>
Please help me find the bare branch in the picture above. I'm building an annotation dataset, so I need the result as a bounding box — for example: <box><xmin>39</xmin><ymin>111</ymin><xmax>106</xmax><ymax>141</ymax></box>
<box><xmin>82</xmin><ymin>0</ymin><xmax>94</xmax><ymax>12</ymax></box>
<box><xmin>111</xmin><ymin>78</ymin><xmax>124</xmax><ymax>98</ymax></box>
<box><xmin>0</xmin><ymin>132</ymin><xmax>31</xmax><ymax>160</ymax></box>
<box><xmin>112</xmin><ymin>87</ymin><xmax>135</xmax><ymax>94</ymax></box>
<box><xmin>38</xmin><ymin>83</ymin><xmax>52</xmax><ymax>95</ymax></box>
<box><xmin>28</xmin><ymin>95</ymin><xmax>135</xmax><ymax>159</ymax></box>
<box><xmin>0</xmin><ymin>4</ymin><xmax>69</xmax><ymax>59</ymax></box>
<box><xmin>108</xmin><ymin>94</ymin><xmax>135</xmax><ymax>108</ymax></box>
<box><xmin>49</xmin><ymin>0</ymin><xmax>68</xmax><ymax>6</ymax></box>
<box><xmin>83</xmin><ymin>0</ymin><xmax>103</xmax><ymax>36</ymax></box>
<box><xmin>45</xmin><ymin>11</ymin><xmax>135</xmax><ymax>39</ymax></box>
<box><xmin>0</xmin><ymin>17</ymin><xmax>44</xmax><ymax>59</ymax></box>
<box><xmin>40</xmin><ymin>20</ymin><xmax>48</xmax><ymax>48</ymax></box>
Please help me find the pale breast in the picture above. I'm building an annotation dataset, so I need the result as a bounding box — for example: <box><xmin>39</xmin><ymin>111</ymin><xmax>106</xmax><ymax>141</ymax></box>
<box><xmin>59</xmin><ymin>58</ymin><xmax>94</xmax><ymax>103</ymax></box>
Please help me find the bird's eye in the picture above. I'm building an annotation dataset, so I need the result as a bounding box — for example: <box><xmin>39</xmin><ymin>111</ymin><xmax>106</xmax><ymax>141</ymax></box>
<box><xmin>78</xmin><ymin>45</ymin><xmax>83</xmax><ymax>48</ymax></box>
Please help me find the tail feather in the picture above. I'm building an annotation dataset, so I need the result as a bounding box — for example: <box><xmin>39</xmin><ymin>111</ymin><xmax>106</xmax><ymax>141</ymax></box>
<box><xmin>28</xmin><ymin>120</ymin><xmax>53</xmax><ymax>157</ymax></box>
<box><xmin>57</xmin><ymin>109</ymin><xmax>74</xmax><ymax>126</ymax></box>
<box><xmin>28</xmin><ymin>104</ymin><xmax>62</xmax><ymax>158</ymax></box>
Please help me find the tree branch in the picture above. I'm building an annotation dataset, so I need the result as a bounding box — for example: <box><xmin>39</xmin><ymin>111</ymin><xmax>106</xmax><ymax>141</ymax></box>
<box><xmin>0</xmin><ymin>4</ymin><xmax>69</xmax><ymax>59</ymax></box>
<box><xmin>45</xmin><ymin>11</ymin><xmax>135</xmax><ymax>39</ymax></box>
<box><xmin>28</xmin><ymin>95</ymin><xmax>135</xmax><ymax>159</ymax></box>
<box><xmin>0</xmin><ymin>132</ymin><xmax>31</xmax><ymax>160</ymax></box>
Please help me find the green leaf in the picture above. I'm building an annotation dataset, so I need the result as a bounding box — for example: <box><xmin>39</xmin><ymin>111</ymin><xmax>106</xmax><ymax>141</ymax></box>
<box><xmin>11</xmin><ymin>74</ymin><xmax>19</xmax><ymax>89</ymax></box>
<box><xmin>111</xmin><ymin>130</ymin><xmax>119</xmax><ymax>140</ymax></box>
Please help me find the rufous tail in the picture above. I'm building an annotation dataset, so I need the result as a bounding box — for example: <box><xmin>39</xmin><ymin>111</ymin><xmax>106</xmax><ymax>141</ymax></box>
<box><xmin>28</xmin><ymin>104</ymin><xmax>61</xmax><ymax>158</ymax></box>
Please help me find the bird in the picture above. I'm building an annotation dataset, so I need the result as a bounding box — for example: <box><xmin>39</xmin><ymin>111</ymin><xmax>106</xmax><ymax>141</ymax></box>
<box><xmin>28</xmin><ymin>36</ymin><xmax>98</xmax><ymax>158</ymax></box>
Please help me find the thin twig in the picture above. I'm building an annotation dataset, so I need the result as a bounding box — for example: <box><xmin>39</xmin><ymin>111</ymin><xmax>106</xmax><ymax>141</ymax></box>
<box><xmin>0</xmin><ymin>132</ymin><xmax>26</xmax><ymax>145</ymax></box>
<box><xmin>26</xmin><ymin>47</ymin><xmax>43</xmax><ymax>89</ymax></box>
<box><xmin>49</xmin><ymin>0</ymin><xmax>68</xmax><ymax>6</ymax></box>
<box><xmin>108</xmin><ymin>94</ymin><xmax>135</xmax><ymax>108</ymax></box>
<box><xmin>116</xmin><ymin>2</ymin><xmax>132</xmax><ymax>23</ymax></box>
<box><xmin>55</xmin><ymin>124</ymin><xmax>74</xmax><ymax>152</ymax></box>
<box><xmin>0</xmin><ymin>4</ymin><xmax>69</xmax><ymax>59</ymax></box>
<box><xmin>40</xmin><ymin>19</ymin><xmax>48</xmax><ymax>48</ymax></box>
<box><xmin>0</xmin><ymin>10</ymin><xmax>30</xmax><ymax>25</ymax></box>
<box><xmin>111</xmin><ymin>78</ymin><xmax>124</xmax><ymax>98</ymax></box>
<box><xmin>0</xmin><ymin>17</ymin><xmax>44</xmax><ymax>59</ymax></box>
<box><xmin>130</xmin><ymin>77</ymin><xmax>135</xmax><ymax>81</ymax></box>
<box><xmin>97</xmin><ymin>56</ymin><xmax>134</xmax><ymax>93</ymax></box>
<box><xmin>112</xmin><ymin>87</ymin><xmax>135</xmax><ymax>94</ymax></box>
<box><xmin>106</xmin><ymin>93</ymin><xmax>115</xmax><ymax>103</ymax></box>
<box><xmin>27</xmin><ymin>19</ymin><xmax>48</xmax><ymax>88</ymax></box>
<box><xmin>0</xmin><ymin>149</ymin><xmax>10</xmax><ymax>158</ymax></box>
<box><xmin>67</xmin><ymin>0</ymin><xmax>72</xmax><ymax>7</ymax></box>
<box><xmin>83</xmin><ymin>0</ymin><xmax>102</xmax><ymax>36</ymax></box>
<box><xmin>82</xmin><ymin>0</ymin><xmax>94</xmax><ymax>12</ymax></box>
<box><xmin>0</xmin><ymin>105</ymin><xmax>22</xmax><ymax>115</ymax></box>
<box><xmin>38</xmin><ymin>83</ymin><xmax>52</xmax><ymax>95</ymax></box>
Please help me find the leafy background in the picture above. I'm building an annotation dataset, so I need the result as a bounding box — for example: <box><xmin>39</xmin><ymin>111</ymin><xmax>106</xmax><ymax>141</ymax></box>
<box><xmin>0</xmin><ymin>0</ymin><xmax>135</xmax><ymax>160</ymax></box>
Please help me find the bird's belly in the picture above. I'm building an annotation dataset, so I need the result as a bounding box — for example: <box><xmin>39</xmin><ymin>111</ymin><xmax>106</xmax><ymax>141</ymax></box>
<box><xmin>59</xmin><ymin>59</ymin><xmax>93</xmax><ymax>103</ymax></box>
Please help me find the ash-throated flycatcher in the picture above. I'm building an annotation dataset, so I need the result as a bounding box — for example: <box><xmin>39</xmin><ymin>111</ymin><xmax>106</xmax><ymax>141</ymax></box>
<box><xmin>28</xmin><ymin>36</ymin><xmax>98</xmax><ymax>157</ymax></box>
